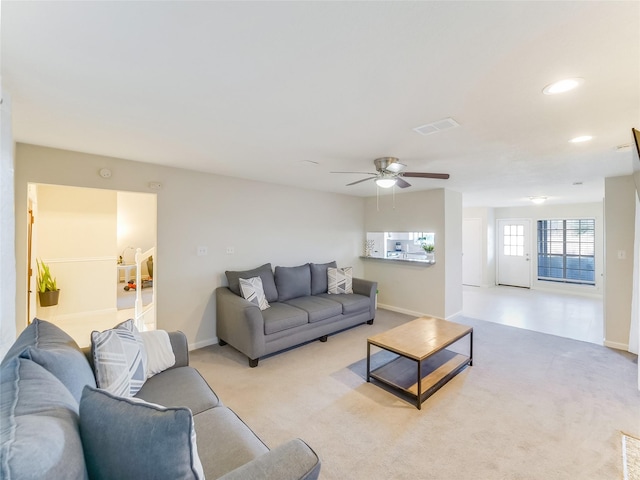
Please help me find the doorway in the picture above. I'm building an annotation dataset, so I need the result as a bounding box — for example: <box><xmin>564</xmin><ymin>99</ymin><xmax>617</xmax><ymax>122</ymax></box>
<box><xmin>497</xmin><ymin>219</ymin><xmax>531</xmax><ymax>288</ymax></box>
<box><xmin>27</xmin><ymin>183</ymin><xmax>157</xmax><ymax>347</ymax></box>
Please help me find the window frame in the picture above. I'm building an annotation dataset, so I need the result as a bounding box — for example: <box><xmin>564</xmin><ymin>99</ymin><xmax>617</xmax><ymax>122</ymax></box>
<box><xmin>536</xmin><ymin>218</ymin><xmax>596</xmax><ymax>286</ymax></box>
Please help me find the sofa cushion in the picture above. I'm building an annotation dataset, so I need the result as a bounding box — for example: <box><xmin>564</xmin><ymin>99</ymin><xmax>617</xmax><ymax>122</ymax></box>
<box><xmin>239</xmin><ymin>276</ymin><xmax>270</xmax><ymax>311</ymax></box>
<box><xmin>91</xmin><ymin>319</ymin><xmax>147</xmax><ymax>397</ymax></box>
<box><xmin>328</xmin><ymin>267</ymin><xmax>353</xmax><ymax>294</ymax></box>
<box><xmin>80</xmin><ymin>386</ymin><xmax>204</xmax><ymax>480</ymax></box>
<box><xmin>226</xmin><ymin>263</ymin><xmax>278</xmax><ymax>303</ymax></box>
<box><xmin>285</xmin><ymin>296</ymin><xmax>343</xmax><ymax>323</ymax></box>
<box><xmin>1</xmin><ymin>318</ymin><xmax>96</xmax><ymax>404</ymax></box>
<box><xmin>262</xmin><ymin>302</ymin><xmax>308</xmax><ymax>335</ymax></box>
<box><xmin>0</xmin><ymin>357</ymin><xmax>88</xmax><ymax>480</ymax></box>
<box><xmin>194</xmin><ymin>406</ymin><xmax>269</xmax><ymax>479</ymax></box>
<box><xmin>275</xmin><ymin>264</ymin><xmax>311</xmax><ymax>302</ymax></box>
<box><xmin>135</xmin><ymin>366</ymin><xmax>221</xmax><ymax>415</ymax></box>
<box><xmin>310</xmin><ymin>261</ymin><xmax>337</xmax><ymax>295</ymax></box>
<box><xmin>318</xmin><ymin>293</ymin><xmax>370</xmax><ymax>315</ymax></box>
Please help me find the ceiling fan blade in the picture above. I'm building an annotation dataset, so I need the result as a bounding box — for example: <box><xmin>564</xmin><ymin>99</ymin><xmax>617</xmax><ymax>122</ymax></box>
<box><xmin>330</xmin><ymin>171</ymin><xmax>377</xmax><ymax>175</ymax></box>
<box><xmin>346</xmin><ymin>177</ymin><xmax>377</xmax><ymax>186</ymax></box>
<box><xmin>396</xmin><ymin>177</ymin><xmax>412</xmax><ymax>188</ymax></box>
<box><xmin>402</xmin><ymin>172</ymin><xmax>450</xmax><ymax>180</ymax></box>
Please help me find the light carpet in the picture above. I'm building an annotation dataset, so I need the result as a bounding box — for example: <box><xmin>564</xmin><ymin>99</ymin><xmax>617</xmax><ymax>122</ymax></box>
<box><xmin>190</xmin><ymin>309</ymin><xmax>640</xmax><ymax>479</ymax></box>
<box><xmin>624</xmin><ymin>432</ymin><xmax>640</xmax><ymax>480</ymax></box>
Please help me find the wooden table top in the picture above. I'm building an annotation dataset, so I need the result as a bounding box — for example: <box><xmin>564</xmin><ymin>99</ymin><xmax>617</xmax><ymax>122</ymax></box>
<box><xmin>367</xmin><ymin>316</ymin><xmax>472</xmax><ymax>361</ymax></box>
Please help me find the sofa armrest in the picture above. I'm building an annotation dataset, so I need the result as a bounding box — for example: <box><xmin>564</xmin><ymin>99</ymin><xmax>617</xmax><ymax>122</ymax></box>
<box><xmin>216</xmin><ymin>439</ymin><xmax>321</xmax><ymax>480</ymax></box>
<box><xmin>353</xmin><ymin>277</ymin><xmax>376</xmax><ymax>298</ymax></box>
<box><xmin>353</xmin><ymin>278</ymin><xmax>377</xmax><ymax>320</ymax></box>
<box><xmin>168</xmin><ymin>331</ymin><xmax>189</xmax><ymax>368</ymax></box>
<box><xmin>215</xmin><ymin>287</ymin><xmax>266</xmax><ymax>360</ymax></box>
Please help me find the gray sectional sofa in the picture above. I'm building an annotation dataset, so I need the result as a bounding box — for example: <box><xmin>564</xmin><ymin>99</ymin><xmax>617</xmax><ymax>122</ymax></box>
<box><xmin>216</xmin><ymin>262</ymin><xmax>377</xmax><ymax>367</ymax></box>
<box><xmin>0</xmin><ymin>319</ymin><xmax>320</xmax><ymax>479</ymax></box>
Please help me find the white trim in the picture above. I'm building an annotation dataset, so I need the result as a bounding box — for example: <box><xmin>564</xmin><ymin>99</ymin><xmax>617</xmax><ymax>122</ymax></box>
<box><xmin>42</xmin><ymin>256</ymin><xmax>117</xmax><ymax>263</ymax></box>
<box><xmin>377</xmin><ymin>304</ymin><xmax>441</xmax><ymax>320</ymax></box>
<box><xmin>604</xmin><ymin>340</ymin><xmax>629</xmax><ymax>351</ymax></box>
<box><xmin>53</xmin><ymin>307</ymin><xmax>118</xmax><ymax>321</ymax></box>
<box><xmin>189</xmin><ymin>337</ymin><xmax>217</xmax><ymax>351</ymax></box>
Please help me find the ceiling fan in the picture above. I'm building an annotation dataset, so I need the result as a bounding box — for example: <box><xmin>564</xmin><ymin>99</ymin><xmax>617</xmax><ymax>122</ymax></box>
<box><xmin>332</xmin><ymin>157</ymin><xmax>449</xmax><ymax>189</ymax></box>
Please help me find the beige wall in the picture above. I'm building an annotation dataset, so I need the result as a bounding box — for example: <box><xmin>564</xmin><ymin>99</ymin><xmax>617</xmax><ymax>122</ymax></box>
<box><xmin>604</xmin><ymin>175</ymin><xmax>636</xmax><ymax>349</ymax></box>
<box><xmin>15</xmin><ymin>143</ymin><xmax>366</xmax><ymax>349</ymax></box>
<box><xmin>34</xmin><ymin>184</ymin><xmax>117</xmax><ymax>319</ymax></box>
<box><xmin>363</xmin><ymin>188</ymin><xmax>463</xmax><ymax>319</ymax></box>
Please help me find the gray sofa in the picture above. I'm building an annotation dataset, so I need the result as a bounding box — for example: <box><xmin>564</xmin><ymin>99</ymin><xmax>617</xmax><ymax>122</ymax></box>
<box><xmin>0</xmin><ymin>319</ymin><xmax>320</xmax><ymax>480</ymax></box>
<box><xmin>216</xmin><ymin>262</ymin><xmax>377</xmax><ymax>367</ymax></box>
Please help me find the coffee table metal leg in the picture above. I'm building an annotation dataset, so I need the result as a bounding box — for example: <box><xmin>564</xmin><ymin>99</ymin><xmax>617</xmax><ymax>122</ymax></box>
<box><xmin>469</xmin><ymin>330</ymin><xmax>473</xmax><ymax>366</ymax></box>
<box><xmin>417</xmin><ymin>359</ymin><xmax>422</xmax><ymax>410</ymax></box>
<box><xmin>366</xmin><ymin>341</ymin><xmax>371</xmax><ymax>382</ymax></box>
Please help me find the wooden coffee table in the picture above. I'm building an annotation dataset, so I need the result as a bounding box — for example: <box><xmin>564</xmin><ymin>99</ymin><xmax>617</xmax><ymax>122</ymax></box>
<box><xmin>366</xmin><ymin>317</ymin><xmax>473</xmax><ymax>409</ymax></box>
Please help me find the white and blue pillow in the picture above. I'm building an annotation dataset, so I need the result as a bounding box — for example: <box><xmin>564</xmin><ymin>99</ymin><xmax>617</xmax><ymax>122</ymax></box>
<box><xmin>91</xmin><ymin>319</ymin><xmax>147</xmax><ymax>397</ymax></box>
<box><xmin>239</xmin><ymin>276</ymin><xmax>270</xmax><ymax>310</ymax></box>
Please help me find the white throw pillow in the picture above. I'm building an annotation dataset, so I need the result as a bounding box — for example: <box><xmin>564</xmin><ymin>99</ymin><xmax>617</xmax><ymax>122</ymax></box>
<box><xmin>239</xmin><ymin>276</ymin><xmax>270</xmax><ymax>310</ymax></box>
<box><xmin>140</xmin><ymin>330</ymin><xmax>176</xmax><ymax>379</ymax></box>
<box><xmin>91</xmin><ymin>319</ymin><xmax>147</xmax><ymax>397</ymax></box>
<box><xmin>327</xmin><ymin>267</ymin><xmax>353</xmax><ymax>294</ymax></box>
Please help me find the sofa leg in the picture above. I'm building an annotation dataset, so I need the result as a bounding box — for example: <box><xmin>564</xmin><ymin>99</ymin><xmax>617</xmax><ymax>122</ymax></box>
<box><xmin>367</xmin><ymin>319</ymin><xmax>374</xmax><ymax>325</ymax></box>
<box><xmin>249</xmin><ymin>358</ymin><xmax>259</xmax><ymax>368</ymax></box>
<box><xmin>218</xmin><ymin>339</ymin><xmax>227</xmax><ymax>346</ymax></box>
<box><xmin>319</xmin><ymin>335</ymin><xmax>328</xmax><ymax>343</ymax></box>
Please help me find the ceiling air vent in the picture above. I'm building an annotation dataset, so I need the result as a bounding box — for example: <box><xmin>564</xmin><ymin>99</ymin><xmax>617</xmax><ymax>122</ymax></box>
<box><xmin>413</xmin><ymin>117</ymin><xmax>460</xmax><ymax>136</ymax></box>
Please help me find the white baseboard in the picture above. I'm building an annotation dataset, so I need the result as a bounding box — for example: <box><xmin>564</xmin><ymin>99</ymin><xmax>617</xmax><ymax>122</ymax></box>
<box><xmin>604</xmin><ymin>340</ymin><xmax>629</xmax><ymax>351</ymax></box>
<box><xmin>377</xmin><ymin>304</ymin><xmax>442</xmax><ymax>320</ymax></box>
<box><xmin>189</xmin><ymin>337</ymin><xmax>218</xmax><ymax>351</ymax></box>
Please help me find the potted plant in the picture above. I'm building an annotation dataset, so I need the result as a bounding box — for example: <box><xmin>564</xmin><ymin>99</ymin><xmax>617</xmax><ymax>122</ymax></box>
<box><xmin>422</xmin><ymin>244</ymin><xmax>435</xmax><ymax>262</ymax></box>
<box><xmin>37</xmin><ymin>259</ymin><xmax>60</xmax><ymax>306</ymax></box>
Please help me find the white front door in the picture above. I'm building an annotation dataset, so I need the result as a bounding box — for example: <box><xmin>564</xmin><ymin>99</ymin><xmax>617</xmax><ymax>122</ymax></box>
<box><xmin>497</xmin><ymin>219</ymin><xmax>531</xmax><ymax>288</ymax></box>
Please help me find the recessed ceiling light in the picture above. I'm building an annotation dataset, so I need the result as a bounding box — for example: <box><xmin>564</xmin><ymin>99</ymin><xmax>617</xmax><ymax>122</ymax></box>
<box><xmin>542</xmin><ymin>78</ymin><xmax>584</xmax><ymax>95</ymax></box>
<box><xmin>529</xmin><ymin>196</ymin><xmax>547</xmax><ymax>204</ymax></box>
<box><xmin>569</xmin><ymin>135</ymin><xmax>593</xmax><ymax>143</ymax></box>
<box><xmin>572</xmin><ymin>181</ymin><xmax>583</xmax><ymax>186</ymax></box>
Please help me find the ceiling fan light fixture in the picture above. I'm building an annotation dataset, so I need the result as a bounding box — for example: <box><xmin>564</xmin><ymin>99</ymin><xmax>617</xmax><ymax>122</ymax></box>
<box><xmin>375</xmin><ymin>177</ymin><xmax>397</xmax><ymax>188</ymax></box>
<box><xmin>542</xmin><ymin>77</ymin><xmax>584</xmax><ymax>95</ymax></box>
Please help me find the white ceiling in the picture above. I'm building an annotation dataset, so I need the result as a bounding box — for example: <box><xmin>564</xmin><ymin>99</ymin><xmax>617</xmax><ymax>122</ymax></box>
<box><xmin>2</xmin><ymin>1</ymin><xmax>639</xmax><ymax>207</ymax></box>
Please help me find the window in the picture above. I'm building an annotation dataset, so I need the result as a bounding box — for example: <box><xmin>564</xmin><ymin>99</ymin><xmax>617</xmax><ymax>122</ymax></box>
<box><xmin>503</xmin><ymin>224</ymin><xmax>525</xmax><ymax>256</ymax></box>
<box><xmin>537</xmin><ymin>219</ymin><xmax>595</xmax><ymax>285</ymax></box>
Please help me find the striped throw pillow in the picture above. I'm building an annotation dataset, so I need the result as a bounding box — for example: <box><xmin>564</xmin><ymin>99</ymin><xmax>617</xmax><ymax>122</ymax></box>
<box><xmin>239</xmin><ymin>276</ymin><xmax>270</xmax><ymax>310</ymax></box>
<box><xmin>327</xmin><ymin>267</ymin><xmax>353</xmax><ymax>294</ymax></box>
<box><xmin>91</xmin><ymin>319</ymin><xmax>147</xmax><ymax>397</ymax></box>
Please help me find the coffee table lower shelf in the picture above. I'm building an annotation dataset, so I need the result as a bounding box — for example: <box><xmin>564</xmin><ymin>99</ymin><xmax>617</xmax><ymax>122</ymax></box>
<box><xmin>368</xmin><ymin>349</ymin><xmax>471</xmax><ymax>409</ymax></box>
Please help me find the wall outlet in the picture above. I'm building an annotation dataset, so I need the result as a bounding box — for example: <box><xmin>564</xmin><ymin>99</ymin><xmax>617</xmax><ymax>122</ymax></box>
<box><xmin>617</xmin><ymin>250</ymin><xmax>626</xmax><ymax>260</ymax></box>
<box><xmin>226</xmin><ymin>247</ymin><xmax>235</xmax><ymax>254</ymax></box>
<box><xmin>197</xmin><ymin>246</ymin><xmax>208</xmax><ymax>256</ymax></box>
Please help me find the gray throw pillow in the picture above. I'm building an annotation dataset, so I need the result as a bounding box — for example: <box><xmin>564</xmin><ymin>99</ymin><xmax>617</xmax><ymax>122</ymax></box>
<box><xmin>0</xmin><ymin>357</ymin><xmax>88</xmax><ymax>480</ymax></box>
<box><xmin>79</xmin><ymin>386</ymin><xmax>204</xmax><ymax>480</ymax></box>
<box><xmin>310</xmin><ymin>261</ymin><xmax>337</xmax><ymax>295</ymax></box>
<box><xmin>2</xmin><ymin>318</ymin><xmax>96</xmax><ymax>404</ymax></box>
<box><xmin>225</xmin><ymin>263</ymin><xmax>279</xmax><ymax>303</ymax></box>
<box><xmin>275</xmin><ymin>264</ymin><xmax>311</xmax><ymax>302</ymax></box>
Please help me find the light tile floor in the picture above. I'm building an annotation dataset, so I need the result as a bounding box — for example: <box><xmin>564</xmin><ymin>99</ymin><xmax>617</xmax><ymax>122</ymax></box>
<box><xmin>462</xmin><ymin>285</ymin><xmax>604</xmax><ymax>345</ymax></box>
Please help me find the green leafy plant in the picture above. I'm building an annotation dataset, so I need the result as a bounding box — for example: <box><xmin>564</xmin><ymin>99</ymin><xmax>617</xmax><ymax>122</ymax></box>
<box><xmin>422</xmin><ymin>244</ymin><xmax>435</xmax><ymax>253</ymax></box>
<box><xmin>36</xmin><ymin>259</ymin><xmax>58</xmax><ymax>293</ymax></box>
